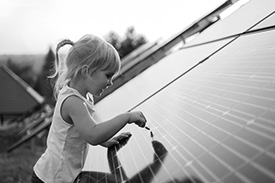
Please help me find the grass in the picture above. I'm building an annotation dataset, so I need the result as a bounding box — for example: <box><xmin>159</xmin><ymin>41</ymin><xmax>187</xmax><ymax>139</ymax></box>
<box><xmin>0</xmin><ymin>126</ymin><xmax>46</xmax><ymax>183</ymax></box>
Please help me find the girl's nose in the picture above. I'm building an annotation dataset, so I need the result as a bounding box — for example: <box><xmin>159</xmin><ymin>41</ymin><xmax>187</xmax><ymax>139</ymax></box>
<box><xmin>107</xmin><ymin>80</ymin><xmax>113</xmax><ymax>88</ymax></box>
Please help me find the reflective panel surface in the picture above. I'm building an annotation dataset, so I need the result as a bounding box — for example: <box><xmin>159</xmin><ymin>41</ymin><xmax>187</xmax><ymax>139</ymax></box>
<box><xmin>187</xmin><ymin>0</ymin><xmax>275</xmax><ymax>46</ymax></box>
<box><xmin>83</xmin><ymin>1</ymin><xmax>275</xmax><ymax>182</ymax></box>
<box><xmin>251</xmin><ymin>12</ymin><xmax>275</xmax><ymax>30</ymax></box>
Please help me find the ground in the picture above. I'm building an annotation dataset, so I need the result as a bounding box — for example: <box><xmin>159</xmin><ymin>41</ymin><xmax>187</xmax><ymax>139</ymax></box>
<box><xmin>0</xmin><ymin>126</ymin><xmax>46</xmax><ymax>183</ymax></box>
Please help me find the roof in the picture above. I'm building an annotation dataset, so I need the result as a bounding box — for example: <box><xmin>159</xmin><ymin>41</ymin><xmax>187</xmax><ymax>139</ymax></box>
<box><xmin>0</xmin><ymin>66</ymin><xmax>44</xmax><ymax>115</ymax></box>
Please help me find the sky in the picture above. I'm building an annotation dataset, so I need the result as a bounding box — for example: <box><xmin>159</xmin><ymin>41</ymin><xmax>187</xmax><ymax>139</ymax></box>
<box><xmin>0</xmin><ymin>0</ymin><xmax>226</xmax><ymax>55</ymax></box>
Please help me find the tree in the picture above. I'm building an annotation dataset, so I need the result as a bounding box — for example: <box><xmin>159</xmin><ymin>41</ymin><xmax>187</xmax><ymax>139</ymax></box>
<box><xmin>105</xmin><ymin>26</ymin><xmax>147</xmax><ymax>59</ymax></box>
<box><xmin>6</xmin><ymin>58</ymin><xmax>36</xmax><ymax>88</ymax></box>
<box><xmin>105</xmin><ymin>31</ymin><xmax>121</xmax><ymax>51</ymax></box>
<box><xmin>34</xmin><ymin>48</ymin><xmax>55</xmax><ymax>105</ymax></box>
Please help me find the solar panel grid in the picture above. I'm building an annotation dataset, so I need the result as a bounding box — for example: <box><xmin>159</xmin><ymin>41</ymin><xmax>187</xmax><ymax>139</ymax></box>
<box><xmin>111</xmin><ymin>29</ymin><xmax>275</xmax><ymax>182</ymax></box>
<box><xmin>144</xmin><ymin>104</ymin><xmax>225</xmax><ymax>182</ymax></box>
<box><xmin>82</xmin><ymin>2</ymin><xmax>275</xmax><ymax>182</ymax></box>
<box><xmin>143</xmin><ymin>117</ymin><xmax>202</xmax><ymax>182</ymax></box>
<box><xmin>184</xmin><ymin>31</ymin><xmax>275</xmax><ymax>182</ymax></box>
<box><xmin>155</xmin><ymin>89</ymin><xmax>247</xmax><ymax>181</ymax></box>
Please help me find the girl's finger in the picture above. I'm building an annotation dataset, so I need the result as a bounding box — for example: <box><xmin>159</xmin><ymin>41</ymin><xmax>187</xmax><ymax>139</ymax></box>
<box><xmin>140</xmin><ymin>112</ymin><xmax>146</xmax><ymax>121</ymax></box>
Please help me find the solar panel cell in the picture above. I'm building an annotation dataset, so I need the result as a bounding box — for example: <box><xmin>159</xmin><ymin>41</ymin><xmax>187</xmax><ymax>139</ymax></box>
<box><xmin>223</xmin><ymin>173</ymin><xmax>250</xmax><ymax>183</ymax></box>
<box><xmin>254</xmin><ymin>153</ymin><xmax>275</xmax><ymax>175</ymax></box>
<box><xmin>238</xmin><ymin>163</ymin><xmax>275</xmax><ymax>183</ymax></box>
<box><xmin>211</xmin><ymin>144</ymin><xmax>246</xmax><ymax>169</ymax></box>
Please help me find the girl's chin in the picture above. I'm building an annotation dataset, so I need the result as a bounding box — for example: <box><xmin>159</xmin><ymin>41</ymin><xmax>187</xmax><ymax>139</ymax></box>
<box><xmin>94</xmin><ymin>90</ymin><xmax>104</xmax><ymax>97</ymax></box>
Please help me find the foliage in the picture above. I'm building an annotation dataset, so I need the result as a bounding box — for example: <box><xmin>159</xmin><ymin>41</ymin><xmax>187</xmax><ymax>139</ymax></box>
<box><xmin>105</xmin><ymin>26</ymin><xmax>147</xmax><ymax>59</ymax></box>
<box><xmin>0</xmin><ymin>128</ymin><xmax>46</xmax><ymax>183</ymax></box>
<box><xmin>6</xmin><ymin>59</ymin><xmax>37</xmax><ymax>88</ymax></box>
<box><xmin>34</xmin><ymin>48</ymin><xmax>55</xmax><ymax>105</ymax></box>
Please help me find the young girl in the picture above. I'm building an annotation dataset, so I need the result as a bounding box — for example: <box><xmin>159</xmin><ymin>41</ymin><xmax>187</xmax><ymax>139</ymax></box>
<box><xmin>32</xmin><ymin>34</ymin><xmax>147</xmax><ymax>183</ymax></box>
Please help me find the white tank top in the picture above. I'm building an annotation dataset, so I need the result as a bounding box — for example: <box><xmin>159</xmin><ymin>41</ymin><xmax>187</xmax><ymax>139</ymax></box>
<box><xmin>34</xmin><ymin>85</ymin><xmax>95</xmax><ymax>183</ymax></box>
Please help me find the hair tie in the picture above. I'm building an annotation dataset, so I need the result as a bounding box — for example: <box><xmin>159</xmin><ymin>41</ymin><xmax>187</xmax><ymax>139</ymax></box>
<box><xmin>55</xmin><ymin>39</ymin><xmax>74</xmax><ymax>64</ymax></box>
<box><xmin>56</xmin><ymin>39</ymin><xmax>74</xmax><ymax>53</ymax></box>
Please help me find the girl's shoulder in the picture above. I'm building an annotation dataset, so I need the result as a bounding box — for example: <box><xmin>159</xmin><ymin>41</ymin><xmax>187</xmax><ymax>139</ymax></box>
<box><xmin>60</xmin><ymin>85</ymin><xmax>95</xmax><ymax>113</ymax></box>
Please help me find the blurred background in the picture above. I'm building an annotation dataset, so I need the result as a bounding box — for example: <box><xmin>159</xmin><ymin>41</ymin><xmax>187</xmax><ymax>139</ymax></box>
<box><xmin>0</xmin><ymin>0</ymin><xmax>225</xmax><ymax>105</ymax></box>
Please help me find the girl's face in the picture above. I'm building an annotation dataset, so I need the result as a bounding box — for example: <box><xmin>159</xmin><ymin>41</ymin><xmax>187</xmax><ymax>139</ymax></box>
<box><xmin>85</xmin><ymin>69</ymin><xmax>114</xmax><ymax>97</ymax></box>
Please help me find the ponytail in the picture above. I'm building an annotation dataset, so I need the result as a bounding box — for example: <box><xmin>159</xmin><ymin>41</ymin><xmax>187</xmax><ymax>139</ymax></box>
<box><xmin>55</xmin><ymin>39</ymin><xmax>74</xmax><ymax>65</ymax></box>
<box><xmin>49</xmin><ymin>39</ymin><xmax>74</xmax><ymax>99</ymax></box>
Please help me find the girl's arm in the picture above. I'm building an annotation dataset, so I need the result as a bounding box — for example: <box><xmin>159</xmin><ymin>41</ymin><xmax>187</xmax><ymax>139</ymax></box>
<box><xmin>63</xmin><ymin>95</ymin><xmax>146</xmax><ymax>145</ymax></box>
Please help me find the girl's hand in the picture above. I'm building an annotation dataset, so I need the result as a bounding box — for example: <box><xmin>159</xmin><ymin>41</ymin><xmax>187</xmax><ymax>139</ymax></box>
<box><xmin>102</xmin><ymin>132</ymin><xmax>132</xmax><ymax>148</ymax></box>
<box><xmin>152</xmin><ymin>140</ymin><xmax>168</xmax><ymax>161</ymax></box>
<box><xmin>128</xmin><ymin>111</ymin><xmax>147</xmax><ymax>127</ymax></box>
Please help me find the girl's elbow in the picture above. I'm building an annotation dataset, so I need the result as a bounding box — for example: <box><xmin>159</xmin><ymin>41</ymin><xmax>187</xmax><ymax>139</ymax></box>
<box><xmin>85</xmin><ymin>135</ymin><xmax>102</xmax><ymax>146</ymax></box>
<box><xmin>88</xmin><ymin>140</ymin><xmax>100</xmax><ymax>146</ymax></box>
<box><xmin>82</xmin><ymin>125</ymin><xmax>101</xmax><ymax>145</ymax></box>
<box><xmin>88</xmin><ymin>141</ymin><xmax>99</xmax><ymax>146</ymax></box>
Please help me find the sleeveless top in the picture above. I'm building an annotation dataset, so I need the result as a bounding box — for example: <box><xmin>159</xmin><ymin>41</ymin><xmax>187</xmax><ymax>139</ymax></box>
<box><xmin>34</xmin><ymin>85</ymin><xmax>95</xmax><ymax>183</ymax></box>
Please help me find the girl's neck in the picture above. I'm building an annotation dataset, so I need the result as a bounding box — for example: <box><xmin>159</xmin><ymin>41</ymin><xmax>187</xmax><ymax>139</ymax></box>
<box><xmin>68</xmin><ymin>79</ymin><xmax>87</xmax><ymax>98</ymax></box>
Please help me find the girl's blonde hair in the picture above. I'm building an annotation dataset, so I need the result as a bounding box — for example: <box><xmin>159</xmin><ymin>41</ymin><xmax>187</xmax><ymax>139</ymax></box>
<box><xmin>50</xmin><ymin>34</ymin><xmax>121</xmax><ymax>99</ymax></box>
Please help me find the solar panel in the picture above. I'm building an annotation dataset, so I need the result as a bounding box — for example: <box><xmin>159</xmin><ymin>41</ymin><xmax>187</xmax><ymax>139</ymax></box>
<box><xmin>187</xmin><ymin>0</ymin><xmax>275</xmax><ymax>46</ymax></box>
<box><xmin>82</xmin><ymin>1</ymin><xmax>275</xmax><ymax>183</ymax></box>
<box><xmin>90</xmin><ymin>38</ymin><xmax>234</xmax><ymax>119</ymax></box>
<box><xmin>251</xmin><ymin>12</ymin><xmax>275</xmax><ymax>30</ymax></box>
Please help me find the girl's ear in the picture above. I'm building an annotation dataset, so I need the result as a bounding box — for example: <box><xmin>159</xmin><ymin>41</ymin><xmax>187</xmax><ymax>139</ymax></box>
<box><xmin>81</xmin><ymin>65</ymin><xmax>89</xmax><ymax>78</ymax></box>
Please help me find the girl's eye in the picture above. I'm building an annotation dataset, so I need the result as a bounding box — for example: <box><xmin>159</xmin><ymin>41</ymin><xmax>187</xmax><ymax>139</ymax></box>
<box><xmin>106</xmin><ymin>74</ymin><xmax>113</xmax><ymax>79</ymax></box>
